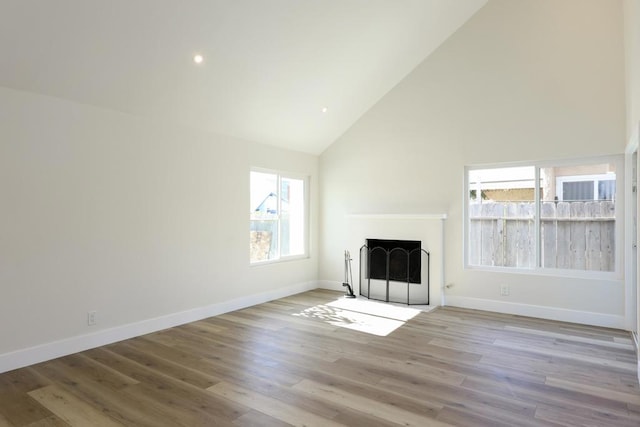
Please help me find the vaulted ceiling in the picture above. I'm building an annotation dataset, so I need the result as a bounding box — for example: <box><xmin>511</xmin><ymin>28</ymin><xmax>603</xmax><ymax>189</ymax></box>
<box><xmin>0</xmin><ymin>0</ymin><xmax>487</xmax><ymax>154</ymax></box>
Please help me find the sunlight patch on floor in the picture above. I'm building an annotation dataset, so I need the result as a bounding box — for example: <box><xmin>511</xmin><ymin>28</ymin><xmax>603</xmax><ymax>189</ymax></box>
<box><xmin>292</xmin><ymin>297</ymin><xmax>427</xmax><ymax>336</ymax></box>
<box><xmin>326</xmin><ymin>298</ymin><xmax>424</xmax><ymax>321</ymax></box>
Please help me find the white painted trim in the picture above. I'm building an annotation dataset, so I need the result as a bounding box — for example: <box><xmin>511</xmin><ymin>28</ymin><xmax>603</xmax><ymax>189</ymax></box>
<box><xmin>625</xmin><ymin>125</ymin><xmax>639</xmax><ymax>154</ymax></box>
<box><xmin>444</xmin><ymin>296</ymin><xmax>626</xmax><ymax>329</ymax></box>
<box><xmin>322</xmin><ymin>283</ymin><xmax>623</xmax><ymax>328</ymax></box>
<box><xmin>440</xmin><ymin>217</ymin><xmax>446</xmax><ymax>306</ymax></box>
<box><xmin>346</xmin><ymin>214</ymin><xmax>447</xmax><ymax>220</ymax></box>
<box><xmin>317</xmin><ymin>280</ymin><xmax>346</xmax><ymax>292</ymax></box>
<box><xmin>624</xmin><ymin>145</ymin><xmax>638</xmax><ymax>331</ymax></box>
<box><xmin>633</xmin><ymin>331</ymin><xmax>640</xmax><ymax>384</ymax></box>
<box><xmin>0</xmin><ymin>281</ymin><xmax>317</xmax><ymax>374</ymax></box>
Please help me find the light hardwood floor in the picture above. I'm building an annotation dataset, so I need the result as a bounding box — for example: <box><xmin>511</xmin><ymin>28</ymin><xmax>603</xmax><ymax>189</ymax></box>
<box><xmin>0</xmin><ymin>289</ymin><xmax>639</xmax><ymax>426</ymax></box>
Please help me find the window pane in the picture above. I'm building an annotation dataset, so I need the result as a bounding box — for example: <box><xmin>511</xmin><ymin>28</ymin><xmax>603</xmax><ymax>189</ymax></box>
<box><xmin>250</xmin><ymin>220</ymin><xmax>279</xmax><ymax>262</ymax></box>
<box><xmin>562</xmin><ymin>181</ymin><xmax>593</xmax><ymax>201</ymax></box>
<box><xmin>540</xmin><ymin>163</ymin><xmax>615</xmax><ymax>271</ymax></box>
<box><xmin>468</xmin><ymin>167</ymin><xmax>535</xmax><ymax>267</ymax></box>
<box><xmin>250</xmin><ymin>171</ymin><xmax>278</xmax><ymax>219</ymax></box>
<box><xmin>280</xmin><ymin>177</ymin><xmax>305</xmax><ymax>256</ymax></box>
<box><xmin>598</xmin><ymin>180</ymin><xmax>615</xmax><ymax>200</ymax></box>
<box><xmin>250</xmin><ymin>171</ymin><xmax>278</xmax><ymax>262</ymax></box>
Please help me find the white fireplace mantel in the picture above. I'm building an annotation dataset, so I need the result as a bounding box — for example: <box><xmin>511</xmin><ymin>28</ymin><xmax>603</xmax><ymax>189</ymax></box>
<box><xmin>344</xmin><ymin>212</ymin><xmax>447</xmax><ymax>306</ymax></box>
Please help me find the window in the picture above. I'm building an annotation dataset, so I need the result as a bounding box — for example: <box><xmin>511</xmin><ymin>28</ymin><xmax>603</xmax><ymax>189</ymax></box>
<box><xmin>250</xmin><ymin>170</ymin><xmax>307</xmax><ymax>263</ymax></box>
<box><xmin>556</xmin><ymin>174</ymin><xmax>616</xmax><ymax>201</ymax></box>
<box><xmin>466</xmin><ymin>157</ymin><xmax>620</xmax><ymax>273</ymax></box>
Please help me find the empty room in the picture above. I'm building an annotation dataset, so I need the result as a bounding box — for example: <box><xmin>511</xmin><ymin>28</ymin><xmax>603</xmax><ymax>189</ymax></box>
<box><xmin>1</xmin><ymin>0</ymin><xmax>640</xmax><ymax>425</ymax></box>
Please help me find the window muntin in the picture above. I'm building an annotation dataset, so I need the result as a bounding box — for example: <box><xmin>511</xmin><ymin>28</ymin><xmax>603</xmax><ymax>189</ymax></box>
<box><xmin>250</xmin><ymin>170</ymin><xmax>307</xmax><ymax>263</ymax></box>
<box><xmin>467</xmin><ymin>160</ymin><xmax>618</xmax><ymax>273</ymax></box>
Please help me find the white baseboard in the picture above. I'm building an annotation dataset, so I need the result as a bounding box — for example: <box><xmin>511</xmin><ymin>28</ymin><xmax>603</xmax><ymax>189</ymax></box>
<box><xmin>314</xmin><ymin>283</ymin><xmax>627</xmax><ymax>329</ymax></box>
<box><xmin>0</xmin><ymin>281</ymin><xmax>318</xmax><ymax>374</ymax></box>
<box><xmin>444</xmin><ymin>296</ymin><xmax>626</xmax><ymax>329</ymax></box>
<box><xmin>6</xmin><ymin>282</ymin><xmax>626</xmax><ymax>374</ymax></box>
<box><xmin>317</xmin><ymin>280</ymin><xmax>345</xmax><ymax>292</ymax></box>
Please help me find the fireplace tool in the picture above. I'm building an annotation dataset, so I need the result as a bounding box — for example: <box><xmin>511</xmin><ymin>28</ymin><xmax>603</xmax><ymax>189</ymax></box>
<box><xmin>342</xmin><ymin>250</ymin><xmax>356</xmax><ymax>298</ymax></box>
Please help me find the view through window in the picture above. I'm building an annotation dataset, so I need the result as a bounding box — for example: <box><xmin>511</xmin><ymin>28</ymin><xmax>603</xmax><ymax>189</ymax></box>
<box><xmin>467</xmin><ymin>160</ymin><xmax>617</xmax><ymax>272</ymax></box>
<box><xmin>250</xmin><ymin>170</ymin><xmax>306</xmax><ymax>263</ymax></box>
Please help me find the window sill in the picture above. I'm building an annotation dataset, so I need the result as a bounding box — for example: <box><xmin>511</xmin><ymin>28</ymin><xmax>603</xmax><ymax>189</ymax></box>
<box><xmin>464</xmin><ymin>264</ymin><xmax>621</xmax><ymax>281</ymax></box>
<box><xmin>250</xmin><ymin>254</ymin><xmax>309</xmax><ymax>267</ymax></box>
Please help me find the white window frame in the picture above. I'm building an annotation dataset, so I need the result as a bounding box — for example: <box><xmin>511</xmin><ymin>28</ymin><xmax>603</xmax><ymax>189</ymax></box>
<box><xmin>250</xmin><ymin>167</ymin><xmax>309</xmax><ymax>265</ymax></box>
<box><xmin>464</xmin><ymin>155</ymin><xmax>623</xmax><ymax>279</ymax></box>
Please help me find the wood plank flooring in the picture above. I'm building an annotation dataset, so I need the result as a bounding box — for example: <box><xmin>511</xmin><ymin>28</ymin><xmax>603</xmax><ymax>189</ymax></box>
<box><xmin>0</xmin><ymin>289</ymin><xmax>639</xmax><ymax>426</ymax></box>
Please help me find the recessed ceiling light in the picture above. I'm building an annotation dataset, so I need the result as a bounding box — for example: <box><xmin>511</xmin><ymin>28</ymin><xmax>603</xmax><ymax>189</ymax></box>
<box><xmin>321</xmin><ymin>106</ymin><xmax>328</xmax><ymax>113</ymax></box>
<box><xmin>193</xmin><ymin>54</ymin><xmax>204</xmax><ymax>64</ymax></box>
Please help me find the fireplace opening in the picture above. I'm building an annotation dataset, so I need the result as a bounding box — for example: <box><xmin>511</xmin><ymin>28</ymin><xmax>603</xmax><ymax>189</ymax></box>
<box><xmin>366</xmin><ymin>239</ymin><xmax>421</xmax><ymax>284</ymax></box>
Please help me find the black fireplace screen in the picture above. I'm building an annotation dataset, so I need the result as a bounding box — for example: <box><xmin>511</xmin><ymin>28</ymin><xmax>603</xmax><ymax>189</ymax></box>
<box><xmin>366</xmin><ymin>239</ymin><xmax>421</xmax><ymax>284</ymax></box>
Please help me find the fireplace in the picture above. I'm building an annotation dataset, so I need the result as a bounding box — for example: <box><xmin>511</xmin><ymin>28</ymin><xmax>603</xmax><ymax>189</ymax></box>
<box><xmin>360</xmin><ymin>239</ymin><xmax>429</xmax><ymax>305</ymax></box>
<box><xmin>366</xmin><ymin>239</ymin><xmax>421</xmax><ymax>284</ymax></box>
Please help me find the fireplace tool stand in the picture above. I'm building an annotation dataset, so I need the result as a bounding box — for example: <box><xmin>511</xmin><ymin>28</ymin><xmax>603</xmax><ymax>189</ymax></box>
<box><xmin>342</xmin><ymin>250</ymin><xmax>356</xmax><ymax>298</ymax></box>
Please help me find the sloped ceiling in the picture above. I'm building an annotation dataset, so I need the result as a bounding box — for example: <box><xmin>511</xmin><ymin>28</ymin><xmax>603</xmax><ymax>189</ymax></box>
<box><xmin>0</xmin><ymin>0</ymin><xmax>487</xmax><ymax>154</ymax></box>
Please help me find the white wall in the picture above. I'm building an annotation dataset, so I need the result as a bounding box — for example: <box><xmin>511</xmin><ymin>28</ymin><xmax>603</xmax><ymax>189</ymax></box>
<box><xmin>319</xmin><ymin>0</ymin><xmax>627</xmax><ymax>327</ymax></box>
<box><xmin>0</xmin><ymin>86</ymin><xmax>319</xmax><ymax>369</ymax></box>
<box><xmin>625</xmin><ymin>0</ymin><xmax>640</xmax><ymax>142</ymax></box>
<box><xmin>623</xmin><ymin>0</ymin><xmax>640</xmax><ymax>361</ymax></box>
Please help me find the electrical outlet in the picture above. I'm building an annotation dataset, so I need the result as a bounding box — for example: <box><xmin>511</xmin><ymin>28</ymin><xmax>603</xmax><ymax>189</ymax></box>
<box><xmin>87</xmin><ymin>311</ymin><xmax>97</xmax><ymax>326</ymax></box>
<box><xmin>500</xmin><ymin>285</ymin><xmax>509</xmax><ymax>296</ymax></box>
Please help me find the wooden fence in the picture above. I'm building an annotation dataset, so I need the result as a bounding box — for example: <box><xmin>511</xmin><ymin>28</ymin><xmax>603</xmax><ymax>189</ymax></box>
<box><xmin>469</xmin><ymin>201</ymin><xmax>615</xmax><ymax>271</ymax></box>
